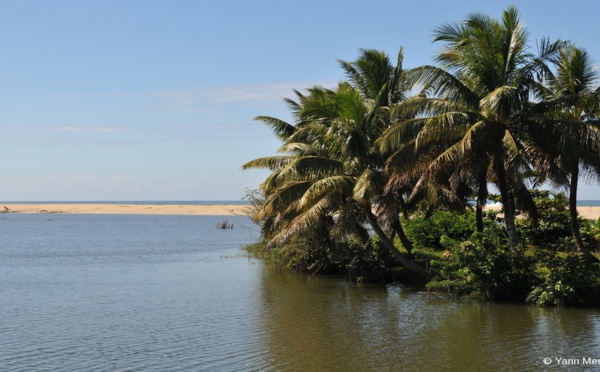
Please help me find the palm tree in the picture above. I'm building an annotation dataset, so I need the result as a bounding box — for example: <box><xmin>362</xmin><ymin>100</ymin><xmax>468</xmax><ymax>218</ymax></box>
<box><xmin>339</xmin><ymin>48</ymin><xmax>408</xmax><ymax>109</ymax></box>
<box><xmin>380</xmin><ymin>6</ymin><xmax>562</xmax><ymax>251</ymax></box>
<box><xmin>338</xmin><ymin>48</ymin><xmax>421</xmax><ymax>251</ymax></box>
<box><xmin>530</xmin><ymin>46</ymin><xmax>600</xmax><ymax>251</ymax></box>
<box><xmin>244</xmin><ymin>79</ymin><xmax>431</xmax><ymax>278</ymax></box>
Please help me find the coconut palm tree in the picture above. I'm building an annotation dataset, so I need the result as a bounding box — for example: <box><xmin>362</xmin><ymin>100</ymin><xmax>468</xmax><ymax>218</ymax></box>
<box><xmin>244</xmin><ymin>81</ymin><xmax>431</xmax><ymax>278</ymax></box>
<box><xmin>339</xmin><ymin>48</ymin><xmax>408</xmax><ymax>109</ymax></box>
<box><xmin>338</xmin><ymin>48</ymin><xmax>422</xmax><ymax>250</ymax></box>
<box><xmin>380</xmin><ymin>6</ymin><xmax>564</xmax><ymax>251</ymax></box>
<box><xmin>529</xmin><ymin>46</ymin><xmax>600</xmax><ymax>251</ymax></box>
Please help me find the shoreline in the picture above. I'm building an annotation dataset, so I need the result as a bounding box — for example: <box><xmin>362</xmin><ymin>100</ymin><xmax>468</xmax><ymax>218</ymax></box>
<box><xmin>2</xmin><ymin>203</ymin><xmax>599</xmax><ymax>219</ymax></box>
<box><xmin>0</xmin><ymin>204</ymin><xmax>251</xmax><ymax>216</ymax></box>
<box><xmin>483</xmin><ymin>205</ymin><xmax>600</xmax><ymax>220</ymax></box>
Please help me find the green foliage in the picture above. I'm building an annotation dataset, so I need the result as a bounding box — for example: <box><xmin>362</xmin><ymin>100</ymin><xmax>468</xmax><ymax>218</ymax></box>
<box><xmin>245</xmin><ymin>234</ymin><xmax>400</xmax><ymax>282</ymax></box>
<box><xmin>242</xmin><ymin>188</ymin><xmax>264</xmax><ymax>215</ymax></box>
<box><xmin>425</xmin><ymin>225</ymin><xmax>534</xmax><ymax>300</ymax></box>
<box><xmin>526</xmin><ymin>253</ymin><xmax>600</xmax><ymax>307</ymax></box>
<box><xmin>244</xmin><ymin>224</ymin><xmax>343</xmax><ymax>274</ymax></box>
<box><xmin>582</xmin><ymin>218</ymin><xmax>600</xmax><ymax>247</ymax></box>
<box><xmin>518</xmin><ymin>191</ymin><xmax>599</xmax><ymax>251</ymax></box>
<box><xmin>530</xmin><ymin>190</ymin><xmax>568</xmax><ymax>212</ymax></box>
<box><xmin>519</xmin><ymin>209</ymin><xmax>573</xmax><ymax>249</ymax></box>
<box><xmin>517</xmin><ymin>190</ymin><xmax>570</xmax><ymax>248</ymax></box>
<box><xmin>342</xmin><ymin>240</ymin><xmax>399</xmax><ymax>282</ymax></box>
<box><xmin>404</xmin><ymin>211</ymin><xmax>476</xmax><ymax>250</ymax></box>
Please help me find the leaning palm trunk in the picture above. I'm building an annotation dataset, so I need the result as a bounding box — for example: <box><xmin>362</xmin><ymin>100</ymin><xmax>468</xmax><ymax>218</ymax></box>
<box><xmin>475</xmin><ymin>182</ymin><xmax>488</xmax><ymax>233</ymax></box>
<box><xmin>494</xmin><ymin>160</ymin><xmax>520</xmax><ymax>251</ymax></box>
<box><xmin>393</xmin><ymin>219</ymin><xmax>414</xmax><ymax>257</ymax></box>
<box><xmin>569</xmin><ymin>165</ymin><xmax>585</xmax><ymax>252</ymax></box>
<box><xmin>364</xmin><ymin>209</ymin><xmax>430</xmax><ymax>278</ymax></box>
<box><xmin>475</xmin><ymin>199</ymin><xmax>485</xmax><ymax>233</ymax></box>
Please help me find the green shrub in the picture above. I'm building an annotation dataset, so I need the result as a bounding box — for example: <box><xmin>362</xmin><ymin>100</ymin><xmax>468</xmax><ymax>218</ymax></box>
<box><xmin>404</xmin><ymin>211</ymin><xmax>476</xmax><ymax>250</ymax></box>
<box><xmin>581</xmin><ymin>218</ymin><xmax>600</xmax><ymax>250</ymax></box>
<box><xmin>526</xmin><ymin>253</ymin><xmax>600</xmax><ymax>307</ymax></box>
<box><xmin>342</xmin><ymin>239</ymin><xmax>399</xmax><ymax>282</ymax></box>
<box><xmin>244</xmin><ymin>223</ymin><xmax>347</xmax><ymax>274</ymax></box>
<box><xmin>518</xmin><ymin>209</ymin><xmax>573</xmax><ymax>249</ymax></box>
<box><xmin>516</xmin><ymin>190</ymin><xmax>587</xmax><ymax>251</ymax></box>
<box><xmin>245</xmin><ymin>231</ymin><xmax>400</xmax><ymax>282</ymax></box>
<box><xmin>426</xmin><ymin>225</ymin><xmax>534</xmax><ymax>300</ymax></box>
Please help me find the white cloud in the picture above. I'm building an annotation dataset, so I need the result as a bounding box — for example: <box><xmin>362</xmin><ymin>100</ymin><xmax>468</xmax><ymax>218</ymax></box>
<box><xmin>152</xmin><ymin>80</ymin><xmax>336</xmax><ymax>113</ymax></box>
<box><xmin>52</xmin><ymin>126</ymin><xmax>123</xmax><ymax>133</ymax></box>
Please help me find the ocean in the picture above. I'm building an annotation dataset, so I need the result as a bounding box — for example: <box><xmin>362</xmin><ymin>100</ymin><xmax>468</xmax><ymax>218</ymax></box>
<box><xmin>579</xmin><ymin>200</ymin><xmax>600</xmax><ymax>207</ymax></box>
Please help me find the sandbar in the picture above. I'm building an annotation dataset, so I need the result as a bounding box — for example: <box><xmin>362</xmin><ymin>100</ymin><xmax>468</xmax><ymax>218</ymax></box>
<box><xmin>2</xmin><ymin>203</ymin><xmax>599</xmax><ymax>220</ymax></box>
<box><xmin>484</xmin><ymin>205</ymin><xmax>600</xmax><ymax>220</ymax></box>
<box><xmin>0</xmin><ymin>204</ymin><xmax>251</xmax><ymax>216</ymax></box>
<box><xmin>576</xmin><ymin>206</ymin><xmax>600</xmax><ymax>220</ymax></box>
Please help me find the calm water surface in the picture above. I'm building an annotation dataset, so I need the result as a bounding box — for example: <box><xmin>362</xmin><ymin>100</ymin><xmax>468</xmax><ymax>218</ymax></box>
<box><xmin>1</xmin><ymin>214</ymin><xmax>599</xmax><ymax>371</ymax></box>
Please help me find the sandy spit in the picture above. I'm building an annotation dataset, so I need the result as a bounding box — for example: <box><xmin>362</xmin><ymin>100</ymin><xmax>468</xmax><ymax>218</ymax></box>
<box><xmin>484</xmin><ymin>205</ymin><xmax>600</xmax><ymax>220</ymax></box>
<box><xmin>3</xmin><ymin>204</ymin><xmax>599</xmax><ymax>220</ymax></box>
<box><xmin>0</xmin><ymin>204</ymin><xmax>251</xmax><ymax>216</ymax></box>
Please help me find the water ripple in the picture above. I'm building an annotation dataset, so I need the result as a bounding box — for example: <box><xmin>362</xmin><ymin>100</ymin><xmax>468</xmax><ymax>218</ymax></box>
<box><xmin>2</xmin><ymin>215</ymin><xmax>600</xmax><ymax>370</ymax></box>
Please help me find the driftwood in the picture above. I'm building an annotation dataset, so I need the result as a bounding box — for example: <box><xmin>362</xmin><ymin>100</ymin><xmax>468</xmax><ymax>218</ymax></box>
<box><xmin>217</xmin><ymin>219</ymin><xmax>234</xmax><ymax>229</ymax></box>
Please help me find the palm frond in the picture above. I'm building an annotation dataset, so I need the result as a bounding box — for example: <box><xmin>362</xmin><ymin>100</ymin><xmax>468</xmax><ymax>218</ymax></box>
<box><xmin>241</xmin><ymin>156</ymin><xmax>294</xmax><ymax>171</ymax></box>
<box><xmin>353</xmin><ymin>168</ymin><xmax>384</xmax><ymax>203</ymax></box>
<box><xmin>254</xmin><ymin>115</ymin><xmax>296</xmax><ymax>140</ymax></box>
<box><xmin>299</xmin><ymin>176</ymin><xmax>354</xmax><ymax>209</ymax></box>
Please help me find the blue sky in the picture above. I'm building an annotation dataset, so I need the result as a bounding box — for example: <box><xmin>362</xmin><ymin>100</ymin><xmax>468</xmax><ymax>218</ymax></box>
<box><xmin>1</xmin><ymin>0</ymin><xmax>600</xmax><ymax>200</ymax></box>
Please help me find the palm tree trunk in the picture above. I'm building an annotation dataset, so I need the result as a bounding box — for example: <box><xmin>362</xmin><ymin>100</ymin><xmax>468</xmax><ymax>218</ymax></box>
<box><xmin>476</xmin><ymin>182</ymin><xmax>488</xmax><ymax>233</ymax></box>
<box><xmin>364</xmin><ymin>209</ymin><xmax>430</xmax><ymax>279</ymax></box>
<box><xmin>398</xmin><ymin>195</ymin><xmax>409</xmax><ymax>220</ymax></box>
<box><xmin>424</xmin><ymin>204</ymin><xmax>435</xmax><ymax>219</ymax></box>
<box><xmin>494</xmin><ymin>160</ymin><xmax>520</xmax><ymax>251</ymax></box>
<box><xmin>569</xmin><ymin>165</ymin><xmax>585</xmax><ymax>252</ymax></box>
<box><xmin>393</xmin><ymin>219</ymin><xmax>414</xmax><ymax>257</ymax></box>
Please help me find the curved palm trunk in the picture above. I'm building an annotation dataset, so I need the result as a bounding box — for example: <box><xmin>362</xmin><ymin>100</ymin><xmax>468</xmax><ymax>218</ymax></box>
<box><xmin>494</xmin><ymin>160</ymin><xmax>520</xmax><ymax>251</ymax></box>
<box><xmin>476</xmin><ymin>182</ymin><xmax>488</xmax><ymax>233</ymax></box>
<box><xmin>398</xmin><ymin>195</ymin><xmax>409</xmax><ymax>220</ymax></box>
<box><xmin>393</xmin><ymin>219</ymin><xmax>414</xmax><ymax>257</ymax></box>
<box><xmin>364</xmin><ymin>209</ymin><xmax>430</xmax><ymax>279</ymax></box>
<box><xmin>475</xmin><ymin>200</ymin><xmax>485</xmax><ymax>233</ymax></box>
<box><xmin>569</xmin><ymin>165</ymin><xmax>585</xmax><ymax>252</ymax></box>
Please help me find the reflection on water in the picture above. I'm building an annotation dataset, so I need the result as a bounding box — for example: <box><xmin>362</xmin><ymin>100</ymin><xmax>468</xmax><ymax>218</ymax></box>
<box><xmin>258</xmin><ymin>272</ymin><xmax>600</xmax><ymax>371</ymax></box>
<box><xmin>1</xmin><ymin>214</ymin><xmax>599</xmax><ymax>371</ymax></box>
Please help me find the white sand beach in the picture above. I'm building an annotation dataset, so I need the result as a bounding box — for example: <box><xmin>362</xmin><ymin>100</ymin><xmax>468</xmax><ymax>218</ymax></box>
<box><xmin>2</xmin><ymin>203</ymin><xmax>599</xmax><ymax>219</ymax></box>
<box><xmin>483</xmin><ymin>205</ymin><xmax>600</xmax><ymax>220</ymax></box>
<box><xmin>0</xmin><ymin>204</ymin><xmax>251</xmax><ymax>216</ymax></box>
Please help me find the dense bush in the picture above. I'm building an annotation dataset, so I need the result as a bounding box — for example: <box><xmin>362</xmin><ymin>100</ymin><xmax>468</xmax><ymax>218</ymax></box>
<box><xmin>526</xmin><ymin>253</ymin><xmax>600</xmax><ymax>307</ymax></box>
<box><xmin>517</xmin><ymin>191</ymin><xmax>572</xmax><ymax>248</ymax></box>
<box><xmin>404</xmin><ymin>211</ymin><xmax>476</xmax><ymax>250</ymax></box>
<box><xmin>244</xmin><ymin>223</ymin><xmax>344</xmax><ymax>274</ymax></box>
<box><xmin>424</xmin><ymin>225</ymin><xmax>534</xmax><ymax>300</ymax></box>
<box><xmin>342</xmin><ymin>239</ymin><xmax>400</xmax><ymax>282</ymax></box>
<box><xmin>244</xmin><ymin>231</ymin><xmax>400</xmax><ymax>282</ymax></box>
